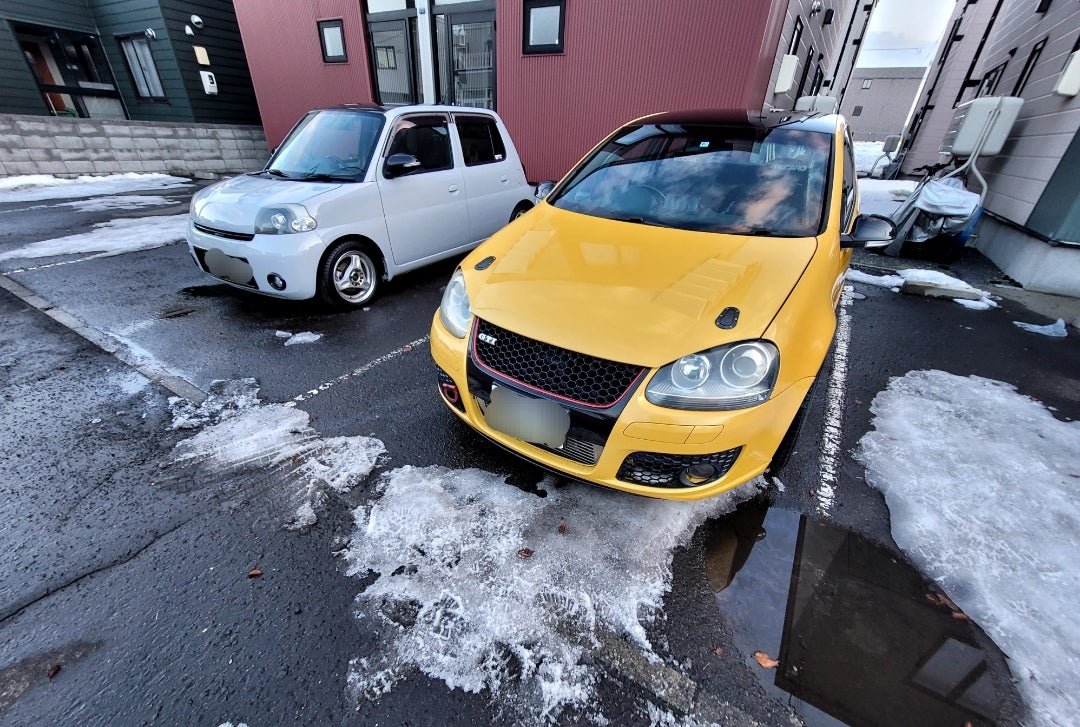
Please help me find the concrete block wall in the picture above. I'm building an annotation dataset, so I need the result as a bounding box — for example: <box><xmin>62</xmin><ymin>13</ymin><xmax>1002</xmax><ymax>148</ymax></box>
<box><xmin>0</xmin><ymin>114</ymin><xmax>269</xmax><ymax>178</ymax></box>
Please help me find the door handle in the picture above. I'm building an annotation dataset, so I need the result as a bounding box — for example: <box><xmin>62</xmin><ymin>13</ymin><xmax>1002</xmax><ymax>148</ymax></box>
<box><xmin>448</xmin><ymin>185</ymin><xmax>459</xmax><ymax>193</ymax></box>
<box><xmin>500</xmin><ymin>175</ymin><xmax>508</xmax><ymax>183</ymax></box>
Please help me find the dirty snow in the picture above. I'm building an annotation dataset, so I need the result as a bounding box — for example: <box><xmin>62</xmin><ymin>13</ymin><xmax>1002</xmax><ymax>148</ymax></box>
<box><xmin>167</xmin><ymin>379</ymin><xmax>385</xmax><ymax>528</ymax></box>
<box><xmin>0</xmin><ymin>173</ymin><xmax>189</xmax><ymax>203</ymax></box>
<box><xmin>278</xmin><ymin>331</ymin><xmax>322</xmax><ymax>346</ymax></box>
<box><xmin>110</xmin><ymin>370</ymin><xmax>150</xmax><ymax>395</ymax></box>
<box><xmin>846</xmin><ymin>267</ymin><xmax>997</xmax><ymax>309</ymax></box>
<box><xmin>647</xmin><ymin>701</ymin><xmax>712</xmax><ymax>727</ymax></box>
<box><xmin>854</xmin><ymin>141</ymin><xmax>886</xmax><ymax>174</ymax></box>
<box><xmin>343</xmin><ymin>465</ymin><xmax>761</xmax><ymax>722</ymax></box>
<box><xmin>1014</xmin><ymin>318</ymin><xmax>1068</xmax><ymax>338</ymax></box>
<box><xmin>0</xmin><ymin>214</ymin><xmax>187</xmax><ymax>261</ymax></box>
<box><xmin>855</xmin><ymin>370</ymin><xmax>1080</xmax><ymax>725</ymax></box>
<box><xmin>857</xmin><ymin>178</ymin><xmax>916</xmax><ymax>218</ymax></box>
<box><xmin>56</xmin><ymin>194</ymin><xmax>176</xmax><ymax>212</ymax></box>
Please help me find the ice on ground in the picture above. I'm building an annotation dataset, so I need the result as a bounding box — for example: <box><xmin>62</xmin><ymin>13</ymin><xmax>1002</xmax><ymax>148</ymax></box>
<box><xmin>1014</xmin><ymin>318</ymin><xmax>1068</xmax><ymax>338</ymax></box>
<box><xmin>0</xmin><ymin>214</ymin><xmax>188</xmax><ymax>261</ymax></box>
<box><xmin>56</xmin><ymin>194</ymin><xmax>176</xmax><ymax>212</ymax></box>
<box><xmin>646</xmin><ymin>701</ymin><xmax>712</xmax><ymax>727</ymax></box>
<box><xmin>343</xmin><ymin>466</ymin><xmax>761</xmax><ymax>722</ymax></box>
<box><xmin>855</xmin><ymin>370</ymin><xmax>1080</xmax><ymax>725</ymax></box>
<box><xmin>854</xmin><ymin>140</ymin><xmax>886</xmax><ymax>174</ymax></box>
<box><xmin>167</xmin><ymin>379</ymin><xmax>385</xmax><ymax>528</ymax></box>
<box><xmin>846</xmin><ymin>267</ymin><xmax>997</xmax><ymax>310</ymax></box>
<box><xmin>857</xmin><ymin>179</ymin><xmax>917</xmax><ymax>217</ymax></box>
<box><xmin>283</xmin><ymin>331</ymin><xmax>322</xmax><ymax>346</ymax></box>
<box><xmin>274</xmin><ymin>330</ymin><xmax>292</xmax><ymax>339</ymax></box>
<box><xmin>110</xmin><ymin>370</ymin><xmax>150</xmax><ymax>395</ymax></box>
<box><xmin>0</xmin><ymin>173</ymin><xmax>189</xmax><ymax>203</ymax></box>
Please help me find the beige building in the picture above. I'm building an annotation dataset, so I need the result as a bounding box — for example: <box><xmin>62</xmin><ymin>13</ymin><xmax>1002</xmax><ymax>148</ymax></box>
<box><xmin>840</xmin><ymin>66</ymin><xmax>926</xmax><ymax>141</ymax></box>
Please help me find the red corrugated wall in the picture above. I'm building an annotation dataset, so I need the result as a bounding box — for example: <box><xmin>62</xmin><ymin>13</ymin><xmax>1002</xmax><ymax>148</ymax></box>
<box><xmin>496</xmin><ymin>0</ymin><xmax>785</xmax><ymax>182</ymax></box>
<box><xmin>234</xmin><ymin>0</ymin><xmax>375</xmax><ymax>150</ymax></box>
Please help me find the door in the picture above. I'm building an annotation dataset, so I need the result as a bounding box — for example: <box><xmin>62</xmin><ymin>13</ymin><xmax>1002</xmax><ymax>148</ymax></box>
<box><xmin>368</xmin><ymin>19</ymin><xmax>421</xmax><ymax>104</ymax></box>
<box><xmin>376</xmin><ymin>114</ymin><xmax>471</xmax><ymax>266</ymax></box>
<box><xmin>455</xmin><ymin>113</ymin><xmax>518</xmax><ymax>241</ymax></box>
<box><xmin>435</xmin><ymin>10</ymin><xmax>495</xmax><ymax>109</ymax></box>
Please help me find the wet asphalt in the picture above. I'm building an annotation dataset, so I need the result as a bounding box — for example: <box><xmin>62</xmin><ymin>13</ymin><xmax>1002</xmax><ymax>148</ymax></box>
<box><xmin>2</xmin><ymin>184</ymin><xmax>1078</xmax><ymax>726</ymax></box>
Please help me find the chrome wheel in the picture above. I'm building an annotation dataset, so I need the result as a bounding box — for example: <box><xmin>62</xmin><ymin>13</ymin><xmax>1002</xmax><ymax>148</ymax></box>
<box><xmin>332</xmin><ymin>251</ymin><xmax>375</xmax><ymax>304</ymax></box>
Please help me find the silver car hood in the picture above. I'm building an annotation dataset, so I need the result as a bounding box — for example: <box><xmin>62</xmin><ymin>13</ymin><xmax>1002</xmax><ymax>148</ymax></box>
<box><xmin>192</xmin><ymin>173</ymin><xmax>344</xmax><ymax>232</ymax></box>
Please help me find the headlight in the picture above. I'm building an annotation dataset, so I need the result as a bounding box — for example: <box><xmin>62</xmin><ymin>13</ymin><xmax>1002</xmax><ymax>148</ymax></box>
<box><xmin>254</xmin><ymin>204</ymin><xmax>317</xmax><ymax>234</ymax></box>
<box><xmin>646</xmin><ymin>341</ymin><xmax>779</xmax><ymax>410</ymax></box>
<box><xmin>189</xmin><ymin>185</ymin><xmax>212</xmax><ymax>216</ymax></box>
<box><xmin>439</xmin><ymin>269</ymin><xmax>472</xmax><ymax>338</ymax></box>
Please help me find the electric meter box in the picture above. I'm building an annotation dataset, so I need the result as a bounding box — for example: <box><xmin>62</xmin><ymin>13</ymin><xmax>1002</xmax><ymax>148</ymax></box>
<box><xmin>940</xmin><ymin>96</ymin><xmax>1023</xmax><ymax>157</ymax></box>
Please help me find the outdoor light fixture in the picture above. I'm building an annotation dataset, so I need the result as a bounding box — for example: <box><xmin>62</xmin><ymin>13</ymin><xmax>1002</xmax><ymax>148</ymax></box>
<box><xmin>190</xmin><ymin>15</ymin><xmax>204</xmax><ymax>29</ymax></box>
<box><xmin>144</xmin><ymin>28</ymin><xmax>157</xmax><ymax>40</ymax></box>
<box><xmin>809</xmin><ymin>0</ymin><xmax>823</xmax><ymax>15</ymax></box>
<box><xmin>185</xmin><ymin>25</ymin><xmax>195</xmax><ymax>36</ymax></box>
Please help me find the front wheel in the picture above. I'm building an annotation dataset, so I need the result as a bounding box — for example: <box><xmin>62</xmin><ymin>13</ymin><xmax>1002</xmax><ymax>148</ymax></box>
<box><xmin>317</xmin><ymin>242</ymin><xmax>379</xmax><ymax>308</ymax></box>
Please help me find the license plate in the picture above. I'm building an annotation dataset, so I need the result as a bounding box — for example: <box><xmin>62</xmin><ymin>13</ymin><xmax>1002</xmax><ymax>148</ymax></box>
<box><xmin>483</xmin><ymin>385</ymin><xmax>570</xmax><ymax>449</ymax></box>
<box><xmin>204</xmin><ymin>248</ymin><xmax>253</xmax><ymax>283</ymax></box>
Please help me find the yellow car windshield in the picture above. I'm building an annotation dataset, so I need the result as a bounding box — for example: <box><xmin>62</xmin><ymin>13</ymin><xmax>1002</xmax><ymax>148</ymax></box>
<box><xmin>551</xmin><ymin>124</ymin><xmax>833</xmax><ymax>237</ymax></box>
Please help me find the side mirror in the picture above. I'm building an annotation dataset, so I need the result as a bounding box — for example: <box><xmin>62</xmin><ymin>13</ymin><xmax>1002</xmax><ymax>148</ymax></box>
<box><xmin>535</xmin><ymin>180</ymin><xmax>556</xmax><ymax>200</ymax></box>
<box><xmin>384</xmin><ymin>153</ymin><xmax>422</xmax><ymax>178</ymax></box>
<box><xmin>841</xmin><ymin>214</ymin><xmax>896</xmax><ymax>249</ymax></box>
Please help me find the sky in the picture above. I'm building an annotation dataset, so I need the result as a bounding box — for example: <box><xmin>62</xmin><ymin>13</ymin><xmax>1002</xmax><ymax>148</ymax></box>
<box><xmin>856</xmin><ymin>0</ymin><xmax>956</xmax><ymax>68</ymax></box>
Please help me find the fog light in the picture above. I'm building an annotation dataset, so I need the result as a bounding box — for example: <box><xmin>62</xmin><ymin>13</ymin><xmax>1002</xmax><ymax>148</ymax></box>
<box><xmin>679</xmin><ymin>463</ymin><xmax>718</xmax><ymax>487</ymax></box>
<box><xmin>267</xmin><ymin>273</ymin><xmax>286</xmax><ymax>291</ymax></box>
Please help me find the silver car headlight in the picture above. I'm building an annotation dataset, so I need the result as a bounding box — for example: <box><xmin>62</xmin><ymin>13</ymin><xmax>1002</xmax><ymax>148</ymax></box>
<box><xmin>439</xmin><ymin>269</ymin><xmax>472</xmax><ymax>338</ymax></box>
<box><xmin>254</xmin><ymin>204</ymin><xmax>317</xmax><ymax>234</ymax></box>
<box><xmin>645</xmin><ymin>341</ymin><xmax>779</xmax><ymax>410</ymax></box>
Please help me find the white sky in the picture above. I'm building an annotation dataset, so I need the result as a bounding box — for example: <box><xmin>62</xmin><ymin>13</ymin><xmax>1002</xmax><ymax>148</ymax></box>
<box><xmin>856</xmin><ymin>0</ymin><xmax>955</xmax><ymax>68</ymax></box>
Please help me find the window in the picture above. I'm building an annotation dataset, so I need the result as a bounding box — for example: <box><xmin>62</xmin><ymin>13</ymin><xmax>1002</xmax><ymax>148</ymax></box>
<box><xmin>119</xmin><ymin>35</ymin><xmax>165</xmax><ymax>100</ymax></box>
<box><xmin>386</xmin><ymin>115</ymin><xmax>453</xmax><ymax>173</ymax></box>
<box><xmin>523</xmin><ymin>0</ymin><xmax>565</xmax><ymax>54</ymax></box>
<box><xmin>456</xmin><ymin>115</ymin><xmax>506</xmax><ymax>166</ymax></box>
<box><xmin>796</xmin><ymin>44</ymin><xmax>814</xmax><ymax>97</ymax></box>
<box><xmin>862</xmin><ymin>78</ymin><xmax>873</xmax><ymax>89</ymax></box>
<box><xmin>852</xmin><ymin>105</ymin><xmax>863</xmax><ymax>116</ymax></box>
<box><xmin>376</xmin><ymin>45</ymin><xmax>397</xmax><ymax>69</ymax></box>
<box><xmin>1013</xmin><ymin>39</ymin><xmax>1047</xmax><ymax>95</ymax></box>
<box><xmin>1036</xmin><ymin>0</ymin><xmax>1052</xmax><ymax>13</ymax></box>
<box><xmin>978</xmin><ymin>61</ymin><xmax>1007</xmax><ymax>96</ymax></box>
<box><xmin>318</xmin><ymin>19</ymin><xmax>347</xmax><ymax>63</ymax></box>
<box><xmin>842</xmin><ymin>136</ymin><xmax>857</xmax><ymax>228</ymax></box>
<box><xmin>789</xmin><ymin>18</ymin><xmax>804</xmax><ymax>56</ymax></box>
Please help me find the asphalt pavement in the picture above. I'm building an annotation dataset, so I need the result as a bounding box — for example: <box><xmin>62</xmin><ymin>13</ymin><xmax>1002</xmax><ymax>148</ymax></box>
<box><xmin>2</xmin><ymin>182</ymin><xmax>1076</xmax><ymax>726</ymax></box>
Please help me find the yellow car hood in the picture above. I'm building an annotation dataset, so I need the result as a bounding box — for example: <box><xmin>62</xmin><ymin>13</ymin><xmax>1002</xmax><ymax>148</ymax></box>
<box><xmin>467</xmin><ymin>205</ymin><xmax>818</xmax><ymax>369</ymax></box>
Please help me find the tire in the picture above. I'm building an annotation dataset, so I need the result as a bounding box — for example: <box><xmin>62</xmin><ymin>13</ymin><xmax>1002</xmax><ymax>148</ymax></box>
<box><xmin>317</xmin><ymin>240</ymin><xmax>380</xmax><ymax>309</ymax></box>
<box><xmin>510</xmin><ymin>202</ymin><xmax>532</xmax><ymax>222</ymax></box>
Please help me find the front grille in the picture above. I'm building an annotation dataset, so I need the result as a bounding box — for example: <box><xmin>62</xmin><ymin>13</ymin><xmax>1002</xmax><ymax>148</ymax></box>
<box><xmin>538</xmin><ymin>436</ymin><xmax>603</xmax><ymax>466</ymax></box>
<box><xmin>616</xmin><ymin>447</ymin><xmax>742</xmax><ymax>488</ymax></box>
<box><xmin>194</xmin><ymin>222</ymin><xmax>255</xmax><ymax>242</ymax></box>
<box><xmin>473</xmin><ymin>319</ymin><xmax>644</xmax><ymax>408</ymax></box>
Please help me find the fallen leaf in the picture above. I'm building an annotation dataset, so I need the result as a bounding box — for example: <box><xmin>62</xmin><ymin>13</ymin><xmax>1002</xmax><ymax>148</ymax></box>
<box><xmin>517</xmin><ymin>548</ymin><xmax>534</xmax><ymax>559</ymax></box>
<box><xmin>248</xmin><ymin>568</ymin><xmax>263</xmax><ymax>578</ymax></box>
<box><xmin>753</xmin><ymin>651</ymin><xmax>779</xmax><ymax>669</ymax></box>
<box><xmin>47</xmin><ymin>664</ymin><xmax>61</xmax><ymax>679</ymax></box>
<box><xmin>557</xmin><ymin>523</ymin><xmax>567</xmax><ymax>535</ymax></box>
<box><xmin>712</xmin><ymin>645</ymin><xmax>725</xmax><ymax>657</ymax></box>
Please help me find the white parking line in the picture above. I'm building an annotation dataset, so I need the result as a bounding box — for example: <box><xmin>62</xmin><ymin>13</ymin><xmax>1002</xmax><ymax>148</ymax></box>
<box><xmin>817</xmin><ymin>285</ymin><xmax>853</xmax><ymax>515</ymax></box>
<box><xmin>285</xmin><ymin>336</ymin><xmax>429</xmax><ymax>406</ymax></box>
<box><xmin>5</xmin><ymin>255</ymin><xmax>101</xmax><ymax>275</ymax></box>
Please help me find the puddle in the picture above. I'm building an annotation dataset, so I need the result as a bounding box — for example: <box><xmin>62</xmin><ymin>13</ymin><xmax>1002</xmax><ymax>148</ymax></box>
<box><xmin>705</xmin><ymin>501</ymin><xmax>1018</xmax><ymax>726</ymax></box>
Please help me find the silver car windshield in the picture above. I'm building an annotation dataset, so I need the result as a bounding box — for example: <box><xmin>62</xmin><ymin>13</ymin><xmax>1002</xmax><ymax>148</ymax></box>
<box><xmin>266</xmin><ymin>109</ymin><xmax>386</xmax><ymax>181</ymax></box>
<box><xmin>550</xmin><ymin>124</ymin><xmax>833</xmax><ymax>237</ymax></box>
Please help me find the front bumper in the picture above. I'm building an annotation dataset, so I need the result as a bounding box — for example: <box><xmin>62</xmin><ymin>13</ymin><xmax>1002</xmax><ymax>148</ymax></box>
<box><xmin>430</xmin><ymin>313</ymin><xmax>813</xmax><ymax>500</ymax></box>
<box><xmin>185</xmin><ymin>219</ymin><xmax>325</xmax><ymax>300</ymax></box>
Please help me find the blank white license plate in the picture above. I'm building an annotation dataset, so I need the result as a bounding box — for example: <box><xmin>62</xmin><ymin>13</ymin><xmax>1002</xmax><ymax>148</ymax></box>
<box><xmin>484</xmin><ymin>385</ymin><xmax>570</xmax><ymax>449</ymax></box>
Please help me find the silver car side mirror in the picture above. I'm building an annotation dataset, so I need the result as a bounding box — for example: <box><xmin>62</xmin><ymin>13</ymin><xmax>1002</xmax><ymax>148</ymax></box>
<box><xmin>535</xmin><ymin>181</ymin><xmax>555</xmax><ymax>200</ymax></box>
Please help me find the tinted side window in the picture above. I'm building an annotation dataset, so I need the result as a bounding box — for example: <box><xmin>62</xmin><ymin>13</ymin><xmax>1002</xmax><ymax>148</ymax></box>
<box><xmin>842</xmin><ymin>135</ymin><xmax>857</xmax><ymax>228</ymax></box>
<box><xmin>456</xmin><ymin>116</ymin><xmax>506</xmax><ymax>166</ymax></box>
<box><xmin>387</xmin><ymin>115</ymin><xmax>453</xmax><ymax>173</ymax></box>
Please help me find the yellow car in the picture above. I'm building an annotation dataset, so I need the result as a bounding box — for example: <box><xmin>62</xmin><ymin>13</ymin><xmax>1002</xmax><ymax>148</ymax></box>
<box><xmin>430</xmin><ymin>111</ymin><xmax>894</xmax><ymax>500</ymax></box>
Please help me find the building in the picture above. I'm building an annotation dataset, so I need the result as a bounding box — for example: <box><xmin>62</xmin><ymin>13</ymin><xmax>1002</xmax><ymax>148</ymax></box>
<box><xmin>901</xmin><ymin>0</ymin><xmax>1080</xmax><ymax>297</ymax></box>
<box><xmin>1</xmin><ymin>0</ymin><xmax>259</xmax><ymax>125</ymax></box>
<box><xmin>234</xmin><ymin>0</ymin><xmax>865</xmax><ymax>182</ymax></box>
<box><xmin>838</xmin><ymin>66</ymin><xmax>925</xmax><ymax>141</ymax></box>
<box><xmin>0</xmin><ymin>0</ymin><xmax>268</xmax><ymax>177</ymax></box>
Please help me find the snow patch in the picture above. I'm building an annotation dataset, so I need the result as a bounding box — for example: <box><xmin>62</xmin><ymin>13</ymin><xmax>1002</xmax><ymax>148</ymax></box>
<box><xmin>646</xmin><ymin>701</ymin><xmax>711</xmax><ymax>727</ymax></box>
<box><xmin>0</xmin><ymin>173</ymin><xmax>189</xmax><ymax>203</ymax></box>
<box><xmin>167</xmin><ymin>379</ymin><xmax>385</xmax><ymax>528</ymax></box>
<box><xmin>1013</xmin><ymin>318</ymin><xmax>1068</xmax><ymax>338</ymax></box>
<box><xmin>343</xmin><ymin>466</ymin><xmax>761</xmax><ymax>722</ymax></box>
<box><xmin>56</xmin><ymin>194</ymin><xmax>175</xmax><ymax>212</ymax></box>
<box><xmin>854</xmin><ymin>141</ymin><xmax>886</xmax><ymax>174</ymax></box>
<box><xmin>855</xmin><ymin>370</ymin><xmax>1080</xmax><ymax>725</ymax></box>
<box><xmin>0</xmin><ymin>214</ymin><xmax>188</xmax><ymax>261</ymax></box>
<box><xmin>110</xmin><ymin>370</ymin><xmax>150</xmax><ymax>395</ymax></box>
<box><xmin>283</xmin><ymin>331</ymin><xmax>322</xmax><ymax>346</ymax></box>
<box><xmin>846</xmin><ymin>267</ymin><xmax>997</xmax><ymax>310</ymax></box>
<box><xmin>274</xmin><ymin>330</ymin><xmax>292</xmax><ymax>339</ymax></box>
<box><xmin>846</xmin><ymin>268</ymin><xmax>905</xmax><ymax>290</ymax></box>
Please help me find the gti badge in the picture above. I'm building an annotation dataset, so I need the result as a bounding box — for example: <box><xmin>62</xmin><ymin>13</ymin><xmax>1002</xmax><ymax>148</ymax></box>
<box><xmin>478</xmin><ymin>333</ymin><xmax>498</xmax><ymax>345</ymax></box>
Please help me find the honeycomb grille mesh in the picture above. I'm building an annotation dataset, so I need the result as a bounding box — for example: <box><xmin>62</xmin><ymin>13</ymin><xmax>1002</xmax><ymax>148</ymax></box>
<box><xmin>616</xmin><ymin>448</ymin><xmax>742</xmax><ymax>488</ymax></box>
<box><xmin>474</xmin><ymin>319</ymin><xmax>643</xmax><ymax>407</ymax></box>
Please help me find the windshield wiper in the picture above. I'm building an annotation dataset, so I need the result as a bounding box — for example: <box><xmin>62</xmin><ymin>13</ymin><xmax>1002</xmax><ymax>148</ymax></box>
<box><xmin>264</xmin><ymin>168</ymin><xmax>295</xmax><ymax>178</ymax></box>
<box><xmin>609</xmin><ymin>215</ymin><xmax>674</xmax><ymax>228</ymax></box>
<box><xmin>296</xmin><ymin>173</ymin><xmax>357</xmax><ymax>182</ymax></box>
